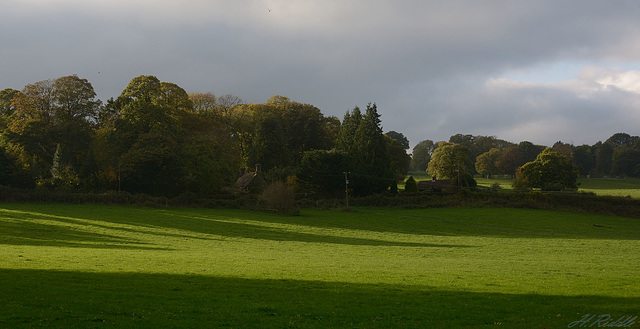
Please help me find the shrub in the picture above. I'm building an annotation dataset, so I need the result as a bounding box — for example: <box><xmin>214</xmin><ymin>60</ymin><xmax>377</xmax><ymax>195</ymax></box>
<box><xmin>259</xmin><ymin>181</ymin><xmax>296</xmax><ymax>213</ymax></box>
<box><xmin>458</xmin><ymin>173</ymin><xmax>477</xmax><ymax>189</ymax></box>
<box><xmin>541</xmin><ymin>183</ymin><xmax>565</xmax><ymax>192</ymax></box>
<box><xmin>404</xmin><ymin>176</ymin><xmax>418</xmax><ymax>193</ymax></box>
<box><xmin>389</xmin><ymin>181</ymin><xmax>399</xmax><ymax>194</ymax></box>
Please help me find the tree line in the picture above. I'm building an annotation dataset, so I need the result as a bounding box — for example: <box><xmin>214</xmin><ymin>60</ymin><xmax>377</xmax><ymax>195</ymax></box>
<box><xmin>412</xmin><ymin>133</ymin><xmax>640</xmax><ymax>180</ymax></box>
<box><xmin>1</xmin><ymin>75</ymin><xmax>637</xmax><ymax>199</ymax></box>
<box><xmin>0</xmin><ymin>75</ymin><xmax>410</xmax><ymax>198</ymax></box>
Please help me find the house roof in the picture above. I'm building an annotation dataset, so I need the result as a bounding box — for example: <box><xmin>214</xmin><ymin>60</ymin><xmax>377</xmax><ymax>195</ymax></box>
<box><xmin>236</xmin><ymin>172</ymin><xmax>257</xmax><ymax>191</ymax></box>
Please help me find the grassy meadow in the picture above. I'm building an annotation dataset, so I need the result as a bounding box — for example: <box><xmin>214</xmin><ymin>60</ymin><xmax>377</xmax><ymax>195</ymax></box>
<box><xmin>404</xmin><ymin>172</ymin><xmax>640</xmax><ymax>198</ymax></box>
<box><xmin>1</xmin><ymin>203</ymin><xmax>639</xmax><ymax>328</ymax></box>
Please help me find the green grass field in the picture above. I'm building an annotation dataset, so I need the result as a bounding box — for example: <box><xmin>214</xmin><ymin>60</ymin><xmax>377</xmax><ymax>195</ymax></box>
<box><xmin>476</xmin><ymin>176</ymin><xmax>640</xmax><ymax>198</ymax></box>
<box><xmin>577</xmin><ymin>178</ymin><xmax>640</xmax><ymax>198</ymax></box>
<box><xmin>405</xmin><ymin>172</ymin><xmax>640</xmax><ymax>198</ymax></box>
<box><xmin>1</xmin><ymin>203</ymin><xmax>639</xmax><ymax>328</ymax></box>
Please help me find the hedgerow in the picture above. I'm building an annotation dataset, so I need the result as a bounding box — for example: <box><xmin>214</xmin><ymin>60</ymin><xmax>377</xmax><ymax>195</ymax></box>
<box><xmin>1</xmin><ymin>186</ymin><xmax>639</xmax><ymax>218</ymax></box>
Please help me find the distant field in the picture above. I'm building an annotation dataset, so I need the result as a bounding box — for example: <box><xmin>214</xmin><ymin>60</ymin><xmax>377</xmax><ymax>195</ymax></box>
<box><xmin>474</xmin><ymin>176</ymin><xmax>516</xmax><ymax>190</ymax></box>
<box><xmin>578</xmin><ymin>177</ymin><xmax>640</xmax><ymax>198</ymax></box>
<box><xmin>404</xmin><ymin>172</ymin><xmax>515</xmax><ymax>190</ymax></box>
<box><xmin>405</xmin><ymin>172</ymin><xmax>640</xmax><ymax>198</ymax></box>
<box><xmin>1</xmin><ymin>203</ymin><xmax>639</xmax><ymax>328</ymax></box>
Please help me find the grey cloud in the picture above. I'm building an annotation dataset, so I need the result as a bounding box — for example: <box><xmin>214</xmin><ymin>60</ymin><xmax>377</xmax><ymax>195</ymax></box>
<box><xmin>2</xmin><ymin>0</ymin><xmax>640</xmax><ymax>147</ymax></box>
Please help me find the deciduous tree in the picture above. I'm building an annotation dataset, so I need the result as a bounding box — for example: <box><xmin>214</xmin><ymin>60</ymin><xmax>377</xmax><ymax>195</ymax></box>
<box><xmin>385</xmin><ymin>131</ymin><xmax>410</xmax><ymax>149</ymax></box>
<box><xmin>4</xmin><ymin>76</ymin><xmax>100</xmax><ymax>184</ymax></box>
<box><xmin>298</xmin><ymin>149</ymin><xmax>349</xmax><ymax>196</ymax></box>
<box><xmin>104</xmin><ymin>75</ymin><xmax>186</xmax><ymax>195</ymax></box>
<box><xmin>496</xmin><ymin>145</ymin><xmax>523</xmax><ymax>177</ymax></box>
<box><xmin>475</xmin><ymin>148</ymin><xmax>502</xmax><ymax>178</ymax></box>
<box><xmin>411</xmin><ymin>139</ymin><xmax>435</xmax><ymax>171</ymax></box>
<box><xmin>428</xmin><ymin>142</ymin><xmax>472</xmax><ymax>182</ymax></box>
<box><xmin>229</xmin><ymin>97</ymin><xmax>334</xmax><ymax>172</ymax></box>
<box><xmin>0</xmin><ymin>88</ymin><xmax>20</xmax><ymax>118</ymax></box>
<box><xmin>189</xmin><ymin>92</ymin><xmax>219</xmax><ymax>112</ymax></box>
<box><xmin>513</xmin><ymin>148</ymin><xmax>578</xmax><ymax>191</ymax></box>
<box><xmin>606</xmin><ymin>133</ymin><xmax>639</xmax><ymax>148</ymax></box>
<box><xmin>217</xmin><ymin>94</ymin><xmax>244</xmax><ymax>114</ymax></box>
<box><xmin>518</xmin><ymin>141</ymin><xmax>545</xmax><ymax>164</ymax></box>
<box><xmin>573</xmin><ymin>145</ymin><xmax>595</xmax><ymax>176</ymax></box>
<box><xmin>611</xmin><ymin>145</ymin><xmax>640</xmax><ymax>177</ymax></box>
<box><xmin>594</xmin><ymin>141</ymin><xmax>614</xmax><ymax>176</ymax></box>
<box><xmin>386</xmin><ymin>136</ymin><xmax>411</xmax><ymax>182</ymax></box>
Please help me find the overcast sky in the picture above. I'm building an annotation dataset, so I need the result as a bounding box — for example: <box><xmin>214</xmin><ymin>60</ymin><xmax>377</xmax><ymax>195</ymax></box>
<box><xmin>3</xmin><ymin>0</ymin><xmax>640</xmax><ymax>148</ymax></box>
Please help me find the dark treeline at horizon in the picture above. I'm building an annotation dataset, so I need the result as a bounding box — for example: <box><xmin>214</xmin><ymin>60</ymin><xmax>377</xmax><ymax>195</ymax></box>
<box><xmin>1</xmin><ymin>75</ymin><xmax>639</xmax><ymax>199</ymax></box>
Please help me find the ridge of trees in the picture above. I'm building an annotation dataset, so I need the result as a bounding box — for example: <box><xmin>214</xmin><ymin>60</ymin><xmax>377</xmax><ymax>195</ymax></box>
<box><xmin>0</xmin><ymin>76</ymin><xmax>405</xmax><ymax>198</ymax></box>
<box><xmin>2</xmin><ymin>75</ymin><xmax>640</xmax><ymax>201</ymax></box>
<box><xmin>412</xmin><ymin>133</ymin><xmax>640</xmax><ymax>180</ymax></box>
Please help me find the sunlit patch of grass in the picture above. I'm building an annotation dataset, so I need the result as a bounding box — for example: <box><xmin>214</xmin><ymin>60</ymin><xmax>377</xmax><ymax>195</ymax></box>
<box><xmin>470</xmin><ymin>175</ymin><xmax>640</xmax><ymax>198</ymax></box>
<box><xmin>1</xmin><ymin>203</ymin><xmax>639</xmax><ymax>328</ymax></box>
<box><xmin>578</xmin><ymin>177</ymin><xmax>640</xmax><ymax>198</ymax></box>
<box><xmin>475</xmin><ymin>176</ymin><xmax>515</xmax><ymax>190</ymax></box>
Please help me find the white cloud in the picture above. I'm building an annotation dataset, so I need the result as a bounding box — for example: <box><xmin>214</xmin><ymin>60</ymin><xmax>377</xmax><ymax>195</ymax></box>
<box><xmin>416</xmin><ymin>67</ymin><xmax>640</xmax><ymax>146</ymax></box>
<box><xmin>591</xmin><ymin>69</ymin><xmax>640</xmax><ymax>94</ymax></box>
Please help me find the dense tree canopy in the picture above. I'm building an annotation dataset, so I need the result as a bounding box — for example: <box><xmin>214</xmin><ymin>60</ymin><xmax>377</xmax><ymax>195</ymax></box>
<box><xmin>495</xmin><ymin>146</ymin><xmax>522</xmax><ymax>176</ymax></box>
<box><xmin>297</xmin><ymin>149</ymin><xmax>349</xmax><ymax>196</ymax></box>
<box><xmin>228</xmin><ymin>98</ymin><xmax>335</xmax><ymax>173</ymax></box>
<box><xmin>1</xmin><ymin>74</ymin><xmax>640</xmax><ymax>200</ymax></box>
<box><xmin>2</xmin><ymin>75</ymin><xmax>101</xmax><ymax>188</ymax></box>
<box><xmin>573</xmin><ymin>145</ymin><xmax>595</xmax><ymax>176</ymax></box>
<box><xmin>334</xmin><ymin>104</ymin><xmax>394</xmax><ymax>196</ymax></box>
<box><xmin>514</xmin><ymin>148</ymin><xmax>578</xmax><ymax>191</ymax></box>
<box><xmin>428</xmin><ymin>142</ymin><xmax>472</xmax><ymax>181</ymax></box>
<box><xmin>385</xmin><ymin>131</ymin><xmax>410</xmax><ymax>149</ymax></box>
<box><xmin>475</xmin><ymin>148</ymin><xmax>502</xmax><ymax>178</ymax></box>
<box><xmin>386</xmin><ymin>136</ymin><xmax>411</xmax><ymax>183</ymax></box>
<box><xmin>0</xmin><ymin>88</ymin><xmax>20</xmax><ymax>118</ymax></box>
<box><xmin>611</xmin><ymin>146</ymin><xmax>640</xmax><ymax>177</ymax></box>
<box><xmin>335</xmin><ymin>106</ymin><xmax>361</xmax><ymax>155</ymax></box>
<box><xmin>411</xmin><ymin>139</ymin><xmax>435</xmax><ymax>172</ymax></box>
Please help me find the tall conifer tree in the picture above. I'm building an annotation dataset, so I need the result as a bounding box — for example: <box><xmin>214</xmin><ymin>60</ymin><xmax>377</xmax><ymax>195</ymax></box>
<box><xmin>336</xmin><ymin>103</ymin><xmax>393</xmax><ymax>196</ymax></box>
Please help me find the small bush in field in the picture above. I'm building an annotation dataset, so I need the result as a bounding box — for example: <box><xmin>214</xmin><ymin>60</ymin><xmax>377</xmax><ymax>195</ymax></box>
<box><xmin>404</xmin><ymin>176</ymin><xmax>418</xmax><ymax>193</ymax></box>
<box><xmin>259</xmin><ymin>181</ymin><xmax>296</xmax><ymax>213</ymax></box>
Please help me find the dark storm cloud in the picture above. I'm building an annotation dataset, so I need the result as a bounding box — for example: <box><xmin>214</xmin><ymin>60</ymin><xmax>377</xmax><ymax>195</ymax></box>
<box><xmin>2</xmin><ymin>0</ymin><xmax>640</xmax><ymax>147</ymax></box>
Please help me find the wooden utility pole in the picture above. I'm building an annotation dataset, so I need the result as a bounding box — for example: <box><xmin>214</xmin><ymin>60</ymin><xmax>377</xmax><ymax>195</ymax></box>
<box><xmin>343</xmin><ymin>172</ymin><xmax>350</xmax><ymax>210</ymax></box>
<box><xmin>118</xmin><ymin>162</ymin><xmax>122</xmax><ymax>192</ymax></box>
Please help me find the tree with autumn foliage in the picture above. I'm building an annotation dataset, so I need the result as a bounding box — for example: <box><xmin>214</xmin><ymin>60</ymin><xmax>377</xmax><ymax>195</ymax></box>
<box><xmin>2</xmin><ymin>75</ymin><xmax>100</xmax><ymax>188</ymax></box>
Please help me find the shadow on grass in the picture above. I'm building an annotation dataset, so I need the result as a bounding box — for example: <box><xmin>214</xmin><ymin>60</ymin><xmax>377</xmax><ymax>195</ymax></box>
<box><xmin>2</xmin><ymin>204</ymin><xmax>639</xmax><ymax>252</ymax></box>
<box><xmin>163</xmin><ymin>208</ymin><xmax>640</xmax><ymax>242</ymax></box>
<box><xmin>0</xmin><ymin>215</ymin><xmax>168</xmax><ymax>250</ymax></box>
<box><xmin>578</xmin><ymin>178</ymin><xmax>640</xmax><ymax>190</ymax></box>
<box><xmin>163</xmin><ymin>214</ymin><xmax>474</xmax><ymax>248</ymax></box>
<box><xmin>0</xmin><ymin>205</ymin><xmax>475</xmax><ymax>249</ymax></box>
<box><xmin>1</xmin><ymin>269</ymin><xmax>638</xmax><ymax>328</ymax></box>
<box><xmin>247</xmin><ymin>208</ymin><xmax>640</xmax><ymax>241</ymax></box>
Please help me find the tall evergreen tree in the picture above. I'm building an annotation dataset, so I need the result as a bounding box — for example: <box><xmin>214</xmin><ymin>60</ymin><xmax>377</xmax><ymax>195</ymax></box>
<box><xmin>336</xmin><ymin>103</ymin><xmax>393</xmax><ymax>196</ymax></box>
<box><xmin>335</xmin><ymin>107</ymin><xmax>361</xmax><ymax>154</ymax></box>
